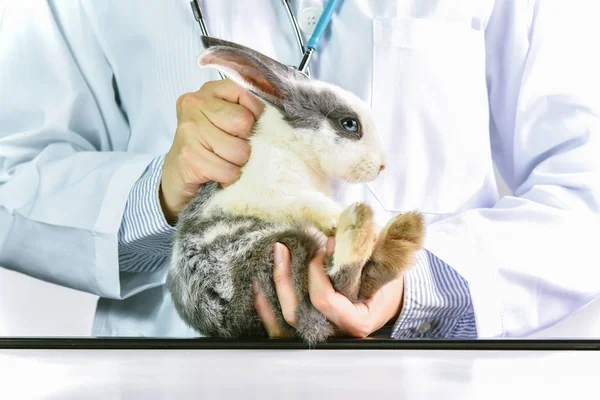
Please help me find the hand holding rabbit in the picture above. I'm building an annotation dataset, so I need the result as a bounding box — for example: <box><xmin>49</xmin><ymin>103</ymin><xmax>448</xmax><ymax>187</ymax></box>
<box><xmin>253</xmin><ymin>240</ymin><xmax>405</xmax><ymax>339</ymax></box>
<box><xmin>160</xmin><ymin>79</ymin><xmax>264</xmax><ymax>224</ymax></box>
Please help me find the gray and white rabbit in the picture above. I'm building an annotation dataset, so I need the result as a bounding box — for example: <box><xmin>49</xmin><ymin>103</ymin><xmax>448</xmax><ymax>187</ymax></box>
<box><xmin>167</xmin><ymin>36</ymin><xmax>425</xmax><ymax>345</ymax></box>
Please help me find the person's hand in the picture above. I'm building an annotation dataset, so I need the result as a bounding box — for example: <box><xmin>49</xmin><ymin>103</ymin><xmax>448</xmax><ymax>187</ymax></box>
<box><xmin>252</xmin><ymin>239</ymin><xmax>405</xmax><ymax>339</ymax></box>
<box><xmin>159</xmin><ymin>79</ymin><xmax>265</xmax><ymax>224</ymax></box>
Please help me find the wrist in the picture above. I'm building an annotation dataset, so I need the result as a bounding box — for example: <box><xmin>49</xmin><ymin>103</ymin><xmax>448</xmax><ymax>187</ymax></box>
<box><xmin>158</xmin><ymin>180</ymin><xmax>178</xmax><ymax>226</ymax></box>
<box><xmin>388</xmin><ymin>276</ymin><xmax>405</xmax><ymax>325</ymax></box>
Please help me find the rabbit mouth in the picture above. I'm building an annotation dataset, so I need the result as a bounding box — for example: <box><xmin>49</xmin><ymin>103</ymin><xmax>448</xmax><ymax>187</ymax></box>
<box><xmin>345</xmin><ymin>163</ymin><xmax>381</xmax><ymax>183</ymax></box>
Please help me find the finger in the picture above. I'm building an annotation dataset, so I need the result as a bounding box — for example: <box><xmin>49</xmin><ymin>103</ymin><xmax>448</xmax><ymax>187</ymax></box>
<box><xmin>198</xmin><ymin>96</ymin><xmax>258</xmax><ymax>139</ymax></box>
<box><xmin>272</xmin><ymin>243</ymin><xmax>298</xmax><ymax>327</ymax></box>
<box><xmin>192</xmin><ymin>118</ymin><xmax>252</xmax><ymax>167</ymax></box>
<box><xmin>179</xmin><ymin>140</ymin><xmax>241</xmax><ymax>186</ymax></box>
<box><xmin>210</xmin><ymin>79</ymin><xmax>265</xmax><ymax>120</ymax></box>
<box><xmin>306</xmin><ymin>248</ymin><xmax>336</xmax><ymax>312</ymax></box>
<box><xmin>252</xmin><ymin>278</ymin><xmax>286</xmax><ymax>338</ymax></box>
<box><xmin>178</xmin><ymin>83</ymin><xmax>260</xmax><ymax>139</ymax></box>
<box><xmin>307</xmin><ymin>250</ymin><xmax>372</xmax><ymax>336</ymax></box>
<box><xmin>326</xmin><ymin>237</ymin><xmax>335</xmax><ymax>256</ymax></box>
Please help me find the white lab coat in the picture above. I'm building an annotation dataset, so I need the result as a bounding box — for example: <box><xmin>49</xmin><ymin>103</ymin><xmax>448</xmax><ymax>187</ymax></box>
<box><xmin>0</xmin><ymin>0</ymin><xmax>599</xmax><ymax>338</ymax></box>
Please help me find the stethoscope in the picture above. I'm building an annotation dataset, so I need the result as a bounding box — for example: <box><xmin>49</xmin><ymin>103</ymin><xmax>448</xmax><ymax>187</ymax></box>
<box><xmin>189</xmin><ymin>0</ymin><xmax>342</xmax><ymax>79</ymax></box>
<box><xmin>188</xmin><ymin>1</ymin><xmax>435</xmax><ymax>217</ymax></box>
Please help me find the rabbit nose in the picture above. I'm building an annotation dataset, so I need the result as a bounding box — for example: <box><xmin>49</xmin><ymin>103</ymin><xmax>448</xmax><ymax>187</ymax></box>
<box><xmin>379</xmin><ymin>164</ymin><xmax>386</xmax><ymax>172</ymax></box>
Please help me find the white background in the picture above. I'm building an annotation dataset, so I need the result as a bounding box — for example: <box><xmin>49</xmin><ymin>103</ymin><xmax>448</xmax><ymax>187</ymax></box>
<box><xmin>1</xmin><ymin>167</ymin><xmax>599</xmax><ymax>337</ymax></box>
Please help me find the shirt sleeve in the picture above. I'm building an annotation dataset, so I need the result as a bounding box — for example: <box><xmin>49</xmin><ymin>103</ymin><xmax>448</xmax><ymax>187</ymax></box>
<box><xmin>391</xmin><ymin>250</ymin><xmax>477</xmax><ymax>339</ymax></box>
<box><xmin>118</xmin><ymin>154</ymin><xmax>176</xmax><ymax>273</ymax></box>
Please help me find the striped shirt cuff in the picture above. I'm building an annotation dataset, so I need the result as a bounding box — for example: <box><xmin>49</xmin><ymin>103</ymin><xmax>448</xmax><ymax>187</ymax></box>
<box><xmin>391</xmin><ymin>249</ymin><xmax>478</xmax><ymax>339</ymax></box>
<box><xmin>118</xmin><ymin>154</ymin><xmax>175</xmax><ymax>273</ymax></box>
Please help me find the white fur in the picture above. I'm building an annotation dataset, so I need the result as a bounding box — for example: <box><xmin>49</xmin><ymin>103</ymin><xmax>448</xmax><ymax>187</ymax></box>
<box><xmin>198</xmin><ymin>47</ymin><xmax>386</xmax><ymax>232</ymax></box>
<box><xmin>202</xmin><ymin>105</ymin><xmax>342</xmax><ymax>229</ymax></box>
<box><xmin>298</xmin><ymin>80</ymin><xmax>387</xmax><ymax>183</ymax></box>
<box><xmin>328</xmin><ymin>203</ymin><xmax>364</xmax><ymax>276</ymax></box>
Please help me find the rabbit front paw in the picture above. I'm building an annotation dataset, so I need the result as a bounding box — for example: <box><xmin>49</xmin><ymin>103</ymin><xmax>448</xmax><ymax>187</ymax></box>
<box><xmin>318</xmin><ymin>218</ymin><xmax>338</xmax><ymax>237</ymax></box>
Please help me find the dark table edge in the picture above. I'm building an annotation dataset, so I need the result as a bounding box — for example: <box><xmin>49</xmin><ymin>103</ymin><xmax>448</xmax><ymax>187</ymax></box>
<box><xmin>1</xmin><ymin>338</ymin><xmax>599</xmax><ymax>350</ymax></box>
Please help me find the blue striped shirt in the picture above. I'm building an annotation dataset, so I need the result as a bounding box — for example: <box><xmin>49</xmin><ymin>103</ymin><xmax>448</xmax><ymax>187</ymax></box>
<box><xmin>118</xmin><ymin>155</ymin><xmax>477</xmax><ymax>339</ymax></box>
<box><xmin>119</xmin><ymin>155</ymin><xmax>173</xmax><ymax>274</ymax></box>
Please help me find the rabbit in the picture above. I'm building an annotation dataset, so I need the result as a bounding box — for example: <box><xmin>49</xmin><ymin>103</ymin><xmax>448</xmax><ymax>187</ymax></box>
<box><xmin>166</xmin><ymin>35</ymin><xmax>425</xmax><ymax>345</ymax></box>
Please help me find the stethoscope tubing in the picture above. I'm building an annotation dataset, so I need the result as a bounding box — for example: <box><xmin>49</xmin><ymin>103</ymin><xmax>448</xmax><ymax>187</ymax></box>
<box><xmin>189</xmin><ymin>0</ymin><xmax>342</xmax><ymax>79</ymax></box>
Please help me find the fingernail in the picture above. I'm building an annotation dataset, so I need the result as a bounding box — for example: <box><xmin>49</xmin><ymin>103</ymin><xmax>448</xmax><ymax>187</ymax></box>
<box><xmin>316</xmin><ymin>247</ymin><xmax>326</xmax><ymax>258</ymax></box>
<box><xmin>251</xmin><ymin>278</ymin><xmax>260</xmax><ymax>294</ymax></box>
<box><xmin>274</xmin><ymin>243</ymin><xmax>283</xmax><ymax>265</ymax></box>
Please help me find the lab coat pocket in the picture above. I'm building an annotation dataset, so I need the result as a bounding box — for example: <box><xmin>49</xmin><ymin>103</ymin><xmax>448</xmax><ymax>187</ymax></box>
<box><xmin>368</xmin><ymin>17</ymin><xmax>490</xmax><ymax>215</ymax></box>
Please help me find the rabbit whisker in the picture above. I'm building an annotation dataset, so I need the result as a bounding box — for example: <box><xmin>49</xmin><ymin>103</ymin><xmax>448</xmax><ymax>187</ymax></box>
<box><xmin>334</xmin><ymin>168</ymin><xmax>363</xmax><ymax>203</ymax></box>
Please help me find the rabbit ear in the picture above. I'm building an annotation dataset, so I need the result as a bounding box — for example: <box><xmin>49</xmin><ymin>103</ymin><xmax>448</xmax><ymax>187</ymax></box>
<box><xmin>197</xmin><ymin>36</ymin><xmax>301</xmax><ymax>109</ymax></box>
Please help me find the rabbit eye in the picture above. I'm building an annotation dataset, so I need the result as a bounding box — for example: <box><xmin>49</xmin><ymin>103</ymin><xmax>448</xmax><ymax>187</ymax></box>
<box><xmin>340</xmin><ymin>118</ymin><xmax>360</xmax><ymax>133</ymax></box>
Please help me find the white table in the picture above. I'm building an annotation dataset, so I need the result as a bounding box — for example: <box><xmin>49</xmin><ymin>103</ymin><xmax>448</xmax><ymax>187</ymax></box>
<box><xmin>0</xmin><ymin>343</ymin><xmax>598</xmax><ymax>399</ymax></box>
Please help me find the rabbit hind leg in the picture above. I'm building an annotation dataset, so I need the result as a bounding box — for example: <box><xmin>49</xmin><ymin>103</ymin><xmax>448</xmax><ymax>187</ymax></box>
<box><xmin>357</xmin><ymin>211</ymin><xmax>425</xmax><ymax>301</ymax></box>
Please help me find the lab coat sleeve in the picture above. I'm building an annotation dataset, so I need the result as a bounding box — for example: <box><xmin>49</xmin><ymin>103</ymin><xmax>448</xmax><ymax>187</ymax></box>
<box><xmin>0</xmin><ymin>2</ymin><xmax>167</xmax><ymax>299</ymax></box>
<box><xmin>391</xmin><ymin>250</ymin><xmax>477</xmax><ymax>339</ymax></box>
<box><xmin>423</xmin><ymin>0</ymin><xmax>600</xmax><ymax>338</ymax></box>
<box><xmin>118</xmin><ymin>154</ymin><xmax>175</xmax><ymax>273</ymax></box>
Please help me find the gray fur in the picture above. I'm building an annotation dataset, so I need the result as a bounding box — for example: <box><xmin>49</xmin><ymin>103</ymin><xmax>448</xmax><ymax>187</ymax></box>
<box><xmin>327</xmin><ymin>262</ymin><xmax>364</xmax><ymax>302</ymax></box>
<box><xmin>281</xmin><ymin>85</ymin><xmax>363</xmax><ymax>141</ymax></box>
<box><xmin>167</xmin><ymin>183</ymin><xmax>376</xmax><ymax>345</ymax></box>
<box><xmin>167</xmin><ymin>37</ymin><xmax>380</xmax><ymax>345</ymax></box>
<box><xmin>201</xmin><ymin>36</ymin><xmax>362</xmax><ymax>141</ymax></box>
<box><xmin>168</xmin><ymin>191</ymin><xmax>336</xmax><ymax>343</ymax></box>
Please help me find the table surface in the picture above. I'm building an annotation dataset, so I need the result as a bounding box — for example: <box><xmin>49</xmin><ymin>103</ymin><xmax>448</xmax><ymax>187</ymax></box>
<box><xmin>0</xmin><ymin>340</ymin><xmax>598</xmax><ymax>400</ymax></box>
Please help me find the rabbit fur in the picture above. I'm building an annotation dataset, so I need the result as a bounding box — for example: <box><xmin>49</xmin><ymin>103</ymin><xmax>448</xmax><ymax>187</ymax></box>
<box><xmin>167</xmin><ymin>36</ymin><xmax>425</xmax><ymax>345</ymax></box>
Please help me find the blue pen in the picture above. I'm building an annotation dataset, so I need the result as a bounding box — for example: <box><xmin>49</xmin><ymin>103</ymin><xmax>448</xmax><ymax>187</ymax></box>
<box><xmin>297</xmin><ymin>0</ymin><xmax>342</xmax><ymax>74</ymax></box>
